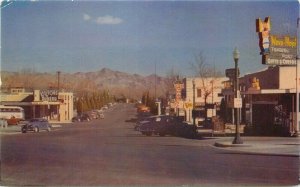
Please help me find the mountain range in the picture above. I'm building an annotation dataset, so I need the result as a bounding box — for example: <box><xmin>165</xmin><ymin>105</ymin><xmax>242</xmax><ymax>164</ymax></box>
<box><xmin>1</xmin><ymin>68</ymin><xmax>174</xmax><ymax>99</ymax></box>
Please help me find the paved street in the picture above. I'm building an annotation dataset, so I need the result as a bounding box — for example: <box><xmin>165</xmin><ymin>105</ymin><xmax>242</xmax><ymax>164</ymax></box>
<box><xmin>1</xmin><ymin>103</ymin><xmax>299</xmax><ymax>186</ymax></box>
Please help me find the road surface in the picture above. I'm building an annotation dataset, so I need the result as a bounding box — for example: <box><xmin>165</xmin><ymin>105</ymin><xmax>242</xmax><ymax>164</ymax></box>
<box><xmin>1</xmin><ymin>103</ymin><xmax>298</xmax><ymax>186</ymax></box>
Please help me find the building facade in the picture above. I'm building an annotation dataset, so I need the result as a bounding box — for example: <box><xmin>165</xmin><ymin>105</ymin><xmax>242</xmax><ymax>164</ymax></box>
<box><xmin>169</xmin><ymin>77</ymin><xmax>226</xmax><ymax>125</ymax></box>
<box><xmin>0</xmin><ymin>88</ymin><xmax>73</xmax><ymax>123</ymax></box>
<box><xmin>183</xmin><ymin>77</ymin><xmax>227</xmax><ymax>125</ymax></box>
<box><xmin>222</xmin><ymin>66</ymin><xmax>299</xmax><ymax>136</ymax></box>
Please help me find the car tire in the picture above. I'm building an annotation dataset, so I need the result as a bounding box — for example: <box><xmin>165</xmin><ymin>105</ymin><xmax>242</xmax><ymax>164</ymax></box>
<box><xmin>34</xmin><ymin>127</ymin><xmax>39</xmax><ymax>133</ymax></box>
<box><xmin>145</xmin><ymin>132</ymin><xmax>152</xmax><ymax>136</ymax></box>
<box><xmin>21</xmin><ymin>128</ymin><xmax>27</xmax><ymax>133</ymax></box>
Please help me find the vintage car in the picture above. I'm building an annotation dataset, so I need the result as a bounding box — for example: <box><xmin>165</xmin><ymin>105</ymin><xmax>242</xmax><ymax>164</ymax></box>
<box><xmin>21</xmin><ymin>118</ymin><xmax>52</xmax><ymax>133</ymax></box>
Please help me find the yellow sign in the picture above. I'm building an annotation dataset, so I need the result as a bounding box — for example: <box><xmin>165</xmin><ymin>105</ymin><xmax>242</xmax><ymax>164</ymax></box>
<box><xmin>185</xmin><ymin>102</ymin><xmax>193</xmax><ymax>109</ymax></box>
<box><xmin>256</xmin><ymin>16</ymin><xmax>297</xmax><ymax>66</ymax></box>
<box><xmin>270</xmin><ymin>35</ymin><xmax>297</xmax><ymax>48</ymax></box>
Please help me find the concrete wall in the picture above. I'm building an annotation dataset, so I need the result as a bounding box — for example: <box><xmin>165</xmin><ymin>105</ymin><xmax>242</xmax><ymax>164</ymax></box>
<box><xmin>279</xmin><ymin>66</ymin><xmax>296</xmax><ymax>89</ymax></box>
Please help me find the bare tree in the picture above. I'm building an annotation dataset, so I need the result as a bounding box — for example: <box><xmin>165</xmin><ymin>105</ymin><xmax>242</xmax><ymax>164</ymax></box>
<box><xmin>165</xmin><ymin>67</ymin><xmax>182</xmax><ymax>90</ymax></box>
<box><xmin>190</xmin><ymin>52</ymin><xmax>223</xmax><ymax>119</ymax></box>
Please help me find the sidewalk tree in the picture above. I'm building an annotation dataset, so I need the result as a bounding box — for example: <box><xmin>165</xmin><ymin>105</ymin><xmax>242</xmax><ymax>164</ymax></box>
<box><xmin>191</xmin><ymin>51</ymin><xmax>223</xmax><ymax>120</ymax></box>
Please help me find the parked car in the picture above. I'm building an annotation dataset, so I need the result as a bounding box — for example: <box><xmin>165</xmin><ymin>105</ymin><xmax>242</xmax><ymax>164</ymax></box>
<box><xmin>72</xmin><ymin>116</ymin><xmax>82</xmax><ymax>122</ymax></box>
<box><xmin>72</xmin><ymin>113</ymin><xmax>91</xmax><ymax>123</ymax></box>
<box><xmin>21</xmin><ymin>118</ymin><xmax>52</xmax><ymax>133</ymax></box>
<box><xmin>91</xmin><ymin>110</ymin><xmax>104</xmax><ymax>119</ymax></box>
<box><xmin>98</xmin><ymin>112</ymin><xmax>104</xmax><ymax>119</ymax></box>
<box><xmin>137</xmin><ymin>115</ymin><xmax>198</xmax><ymax>138</ymax></box>
<box><xmin>87</xmin><ymin>111</ymin><xmax>98</xmax><ymax>119</ymax></box>
<box><xmin>102</xmin><ymin>105</ymin><xmax>108</xmax><ymax>110</ymax></box>
<box><xmin>169</xmin><ymin>121</ymin><xmax>198</xmax><ymax>138</ymax></box>
<box><xmin>139</xmin><ymin>115</ymin><xmax>176</xmax><ymax>136</ymax></box>
<box><xmin>80</xmin><ymin>113</ymin><xmax>91</xmax><ymax>121</ymax></box>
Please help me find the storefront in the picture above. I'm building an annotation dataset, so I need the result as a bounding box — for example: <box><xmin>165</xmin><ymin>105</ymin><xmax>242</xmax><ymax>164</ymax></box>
<box><xmin>0</xmin><ymin>88</ymin><xmax>73</xmax><ymax>123</ymax></box>
<box><xmin>222</xmin><ymin>66</ymin><xmax>299</xmax><ymax>136</ymax></box>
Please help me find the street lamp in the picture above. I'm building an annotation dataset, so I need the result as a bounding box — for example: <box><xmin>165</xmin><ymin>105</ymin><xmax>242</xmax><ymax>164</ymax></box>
<box><xmin>192</xmin><ymin>79</ymin><xmax>196</xmax><ymax>126</ymax></box>
<box><xmin>232</xmin><ymin>47</ymin><xmax>243</xmax><ymax>144</ymax></box>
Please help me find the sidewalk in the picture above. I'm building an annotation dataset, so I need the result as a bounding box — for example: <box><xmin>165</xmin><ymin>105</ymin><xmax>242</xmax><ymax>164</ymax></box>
<box><xmin>214</xmin><ymin>136</ymin><xmax>300</xmax><ymax>157</ymax></box>
<box><xmin>0</xmin><ymin>122</ymin><xmax>66</xmax><ymax>135</ymax></box>
<box><xmin>0</xmin><ymin>124</ymin><xmax>22</xmax><ymax>135</ymax></box>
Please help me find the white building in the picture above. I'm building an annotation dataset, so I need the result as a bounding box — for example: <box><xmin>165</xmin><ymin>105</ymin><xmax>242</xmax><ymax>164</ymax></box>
<box><xmin>181</xmin><ymin>77</ymin><xmax>227</xmax><ymax>125</ymax></box>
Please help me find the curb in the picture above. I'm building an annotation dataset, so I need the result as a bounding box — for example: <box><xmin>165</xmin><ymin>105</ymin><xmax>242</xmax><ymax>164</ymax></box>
<box><xmin>213</xmin><ymin>142</ymin><xmax>299</xmax><ymax>157</ymax></box>
<box><xmin>214</xmin><ymin>142</ymin><xmax>252</xmax><ymax>148</ymax></box>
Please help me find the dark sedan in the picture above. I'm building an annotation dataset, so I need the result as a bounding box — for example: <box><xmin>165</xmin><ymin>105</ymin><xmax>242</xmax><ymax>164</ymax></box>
<box><xmin>139</xmin><ymin>115</ymin><xmax>176</xmax><ymax>136</ymax></box>
<box><xmin>21</xmin><ymin>118</ymin><xmax>52</xmax><ymax>133</ymax></box>
<box><xmin>72</xmin><ymin>113</ymin><xmax>91</xmax><ymax>122</ymax></box>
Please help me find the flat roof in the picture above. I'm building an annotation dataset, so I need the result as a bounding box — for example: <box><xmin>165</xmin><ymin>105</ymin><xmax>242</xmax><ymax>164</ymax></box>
<box><xmin>244</xmin><ymin>89</ymin><xmax>296</xmax><ymax>95</ymax></box>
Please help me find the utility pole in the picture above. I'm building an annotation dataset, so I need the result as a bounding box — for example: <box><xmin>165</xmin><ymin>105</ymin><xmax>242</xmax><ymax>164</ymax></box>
<box><xmin>296</xmin><ymin>18</ymin><xmax>300</xmax><ymax>136</ymax></box>
<box><xmin>57</xmin><ymin>71</ymin><xmax>61</xmax><ymax>91</ymax></box>
<box><xmin>155</xmin><ymin>62</ymin><xmax>157</xmax><ymax>101</ymax></box>
<box><xmin>192</xmin><ymin>79</ymin><xmax>196</xmax><ymax>126</ymax></box>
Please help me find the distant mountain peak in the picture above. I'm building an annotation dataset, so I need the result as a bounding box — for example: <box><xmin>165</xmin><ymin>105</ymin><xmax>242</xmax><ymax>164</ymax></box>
<box><xmin>99</xmin><ymin>68</ymin><xmax>113</xmax><ymax>73</ymax></box>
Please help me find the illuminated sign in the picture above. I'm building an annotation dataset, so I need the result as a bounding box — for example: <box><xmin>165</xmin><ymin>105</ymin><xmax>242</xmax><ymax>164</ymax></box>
<box><xmin>256</xmin><ymin>17</ymin><xmax>271</xmax><ymax>55</ymax></box>
<box><xmin>264</xmin><ymin>35</ymin><xmax>297</xmax><ymax>65</ymax></box>
<box><xmin>256</xmin><ymin>17</ymin><xmax>297</xmax><ymax>66</ymax></box>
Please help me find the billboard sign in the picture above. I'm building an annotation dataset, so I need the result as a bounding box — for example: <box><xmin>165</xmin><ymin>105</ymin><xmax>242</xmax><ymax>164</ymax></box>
<box><xmin>264</xmin><ymin>35</ymin><xmax>297</xmax><ymax>65</ymax></box>
<box><xmin>40</xmin><ymin>90</ymin><xmax>59</xmax><ymax>102</ymax></box>
<box><xmin>256</xmin><ymin>17</ymin><xmax>297</xmax><ymax>66</ymax></box>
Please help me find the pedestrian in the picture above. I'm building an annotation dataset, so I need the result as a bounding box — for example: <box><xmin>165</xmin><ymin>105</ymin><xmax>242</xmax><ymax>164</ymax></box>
<box><xmin>3</xmin><ymin>119</ymin><xmax>8</xmax><ymax>128</ymax></box>
<box><xmin>0</xmin><ymin>119</ymin><xmax>3</xmax><ymax>128</ymax></box>
<box><xmin>0</xmin><ymin>118</ymin><xmax>8</xmax><ymax>128</ymax></box>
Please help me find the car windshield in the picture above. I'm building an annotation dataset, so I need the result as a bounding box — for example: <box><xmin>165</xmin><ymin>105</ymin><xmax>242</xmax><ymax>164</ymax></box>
<box><xmin>29</xmin><ymin>119</ymin><xmax>40</xmax><ymax>122</ymax></box>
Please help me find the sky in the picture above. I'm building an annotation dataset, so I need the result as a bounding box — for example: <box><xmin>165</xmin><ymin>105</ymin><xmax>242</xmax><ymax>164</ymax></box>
<box><xmin>1</xmin><ymin>0</ymin><xmax>299</xmax><ymax>77</ymax></box>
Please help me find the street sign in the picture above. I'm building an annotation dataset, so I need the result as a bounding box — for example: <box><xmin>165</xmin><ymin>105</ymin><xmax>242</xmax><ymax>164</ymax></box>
<box><xmin>225</xmin><ymin>68</ymin><xmax>240</xmax><ymax>79</ymax></box>
<box><xmin>185</xmin><ymin>102</ymin><xmax>193</xmax><ymax>109</ymax></box>
<box><xmin>234</xmin><ymin>98</ymin><xmax>242</xmax><ymax>108</ymax></box>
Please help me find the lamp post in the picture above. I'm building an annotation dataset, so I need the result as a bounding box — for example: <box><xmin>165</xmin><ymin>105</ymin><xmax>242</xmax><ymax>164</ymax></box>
<box><xmin>232</xmin><ymin>47</ymin><xmax>243</xmax><ymax>144</ymax></box>
<box><xmin>192</xmin><ymin>79</ymin><xmax>196</xmax><ymax>126</ymax></box>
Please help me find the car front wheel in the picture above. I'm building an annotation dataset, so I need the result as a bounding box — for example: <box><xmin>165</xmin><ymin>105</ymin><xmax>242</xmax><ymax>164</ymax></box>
<box><xmin>21</xmin><ymin>127</ymin><xmax>27</xmax><ymax>133</ymax></box>
<box><xmin>34</xmin><ymin>127</ymin><xmax>39</xmax><ymax>133</ymax></box>
<box><xmin>145</xmin><ymin>132</ymin><xmax>152</xmax><ymax>136</ymax></box>
<box><xmin>159</xmin><ymin>133</ymin><xmax>166</xmax><ymax>137</ymax></box>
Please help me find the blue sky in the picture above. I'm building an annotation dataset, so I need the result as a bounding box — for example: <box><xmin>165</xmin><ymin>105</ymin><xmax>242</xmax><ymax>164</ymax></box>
<box><xmin>1</xmin><ymin>0</ymin><xmax>299</xmax><ymax>76</ymax></box>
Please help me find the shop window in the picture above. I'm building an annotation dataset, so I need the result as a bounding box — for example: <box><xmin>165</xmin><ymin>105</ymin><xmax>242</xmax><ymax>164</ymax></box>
<box><xmin>197</xmin><ymin>89</ymin><xmax>202</xmax><ymax>98</ymax></box>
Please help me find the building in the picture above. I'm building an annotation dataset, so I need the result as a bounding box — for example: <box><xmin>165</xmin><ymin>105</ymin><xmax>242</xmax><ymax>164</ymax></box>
<box><xmin>222</xmin><ymin>66</ymin><xmax>299</xmax><ymax>136</ymax></box>
<box><xmin>169</xmin><ymin>77</ymin><xmax>226</xmax><ymax>125</ymax></box>
<box><xmin>0</xmin><ymin>88</ymin><xmax>73</xmax><ymax>123</ymax></box>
